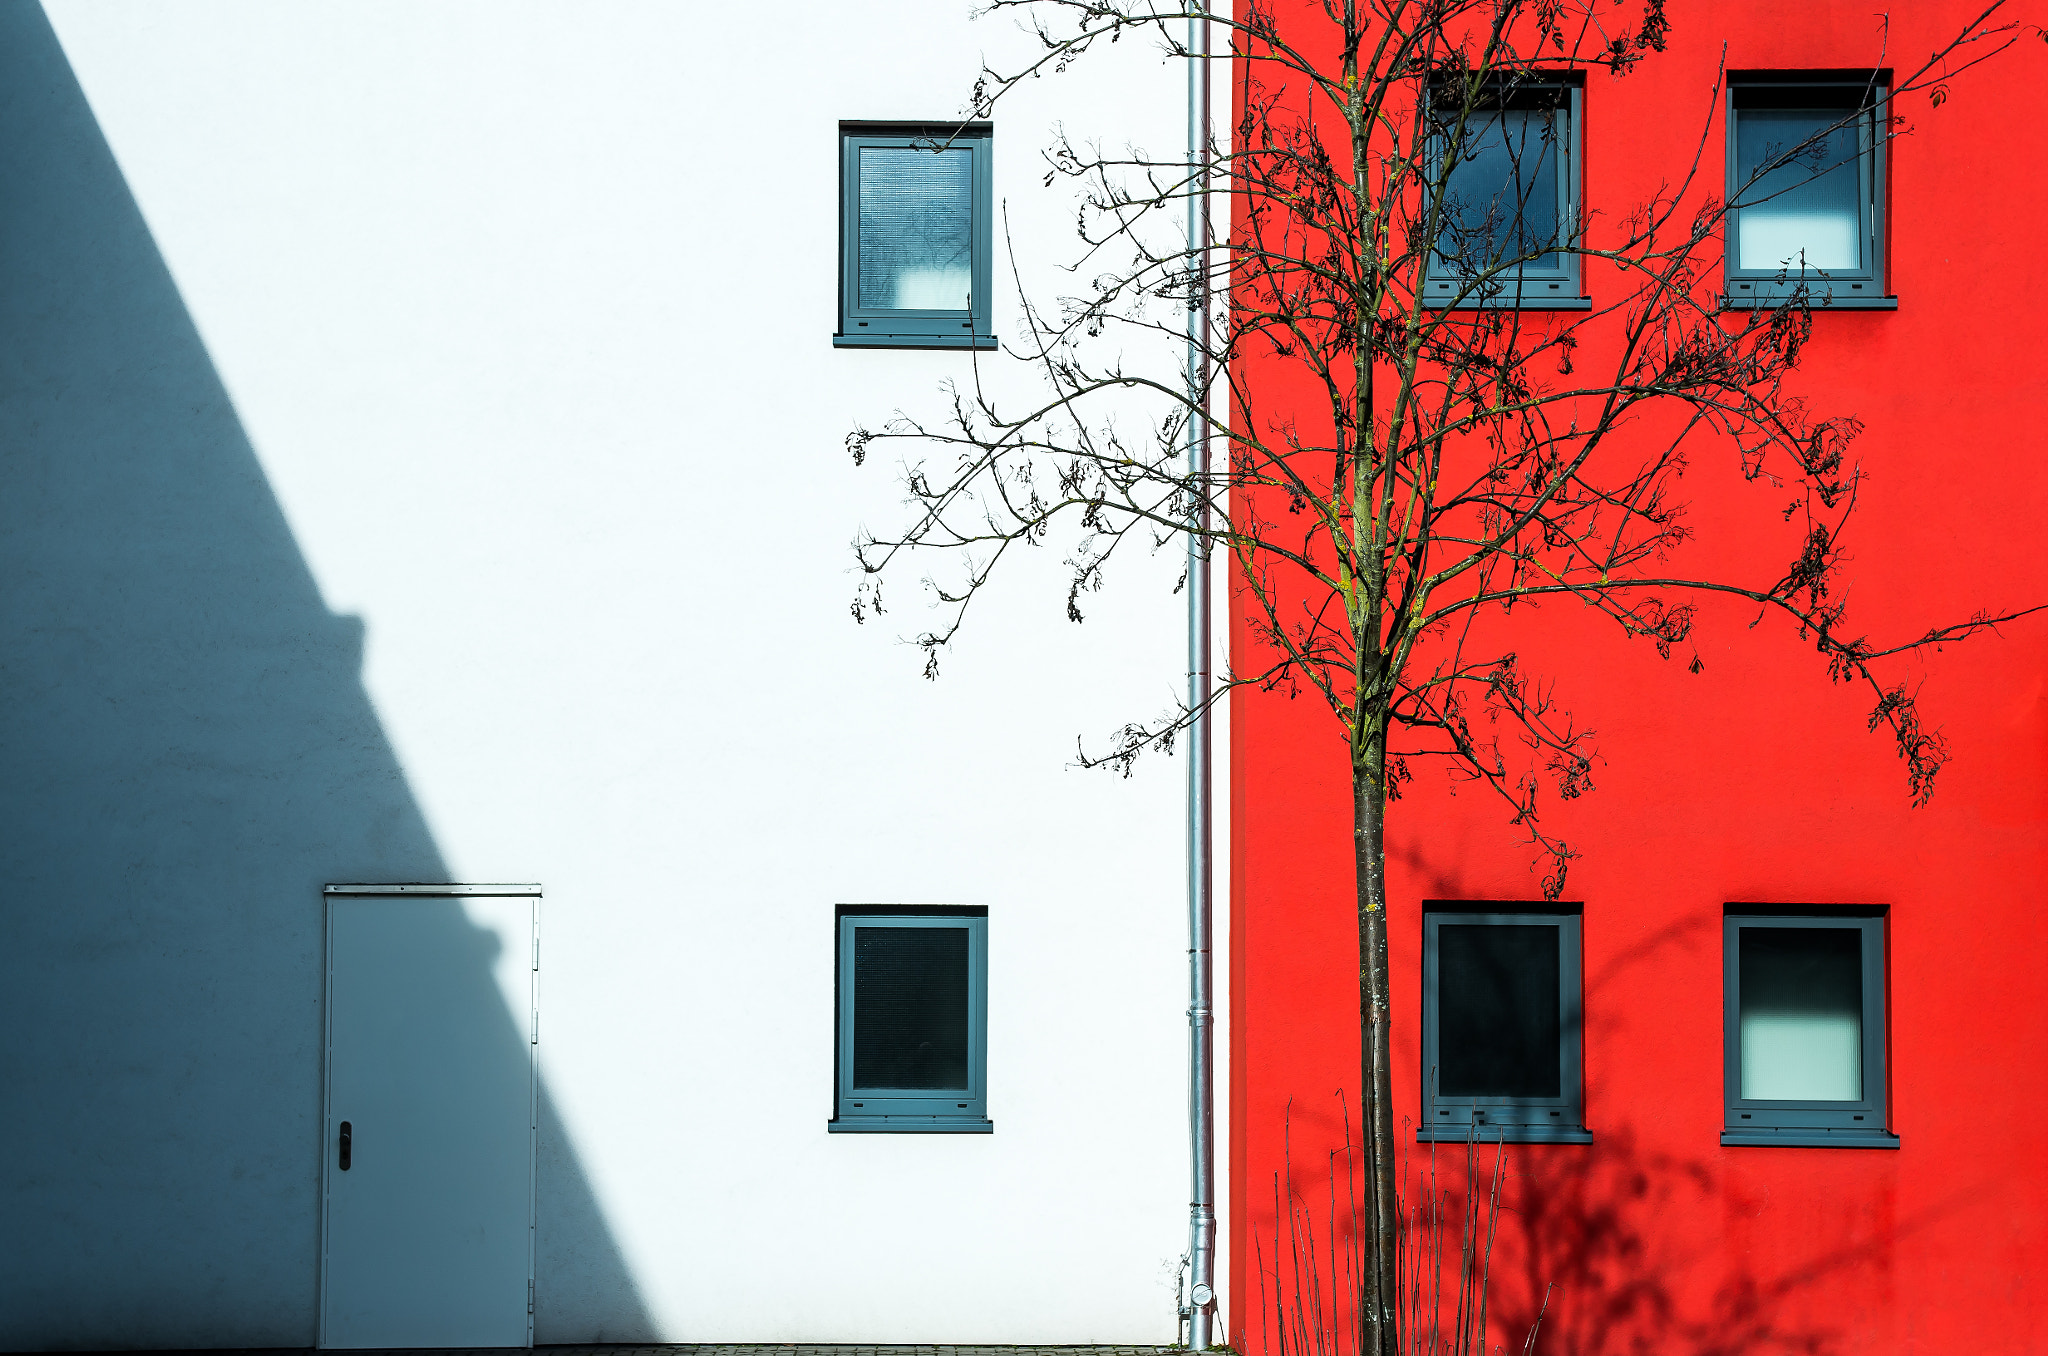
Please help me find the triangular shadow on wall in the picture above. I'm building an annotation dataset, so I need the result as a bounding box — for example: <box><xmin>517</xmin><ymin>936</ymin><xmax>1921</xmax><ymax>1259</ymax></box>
<box><xmin>0</xmin><ymin>7</ymin><xmax>654</xmax><ymax>1346</ymax></box>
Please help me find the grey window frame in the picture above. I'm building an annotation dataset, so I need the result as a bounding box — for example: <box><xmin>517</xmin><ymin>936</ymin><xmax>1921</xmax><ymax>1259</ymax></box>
<box><xmin>1724</xmin><ymin>71</ymin><xmax>1894</xmax><ymax>310</ymax></box>
<box><xmin>1723</xmin><ymin>910</ymin><xmax>1897</xmax><ymax>1148</ymax></box>
<box><xmin>1419</xmin><ymin>907</ymin><xmax>1590</xmax><ymax>1144</ymax></box>
<box><xmin>1423</xmin><ymin>79</ymin><xmax>1587</xmax><ymax>311</ymax></box>
<box><xmin>835</xmin><ymin>122</ymin><xmax>996</xmax><ymax>350</ymax></box>
<box><xmin>829</xmin><ymin>906</ymin><xmax>992</xmax><ymax>1133</ymax></box>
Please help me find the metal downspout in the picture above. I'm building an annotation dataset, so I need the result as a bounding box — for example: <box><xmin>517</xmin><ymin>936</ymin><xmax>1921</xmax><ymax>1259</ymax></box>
<box><xmin>1186</xmin><ymin>2</ymin><xmax>1217</xmax><ymax>1349</ymax></box>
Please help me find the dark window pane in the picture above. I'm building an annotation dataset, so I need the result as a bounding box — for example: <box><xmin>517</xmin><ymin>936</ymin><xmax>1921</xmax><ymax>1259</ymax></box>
<box><xmin>853</xmin><ymin>926</ymin><xmax>970</xmax><ymax>1090</ymax></box>
<box><xmin>1438</xmin><ymin>923</ymin><xmax>1561</xmax><ymax>1098</ymax></box>
<box><xmin>1739</xmin><ymin>927</ymin><xmax>1862</xmax><ymax>1101</ymax></box>
<box><xmin>857</xmin><ymin>146</ymin><xmax>973</xmax><ymax>311</ymax></box>
<box><xmin>1434</xmin><ymin>108</ymin><xmax>1562</xmax><ymax>274</ymax></box>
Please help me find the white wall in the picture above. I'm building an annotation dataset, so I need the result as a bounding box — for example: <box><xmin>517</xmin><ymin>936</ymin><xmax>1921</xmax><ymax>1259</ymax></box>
<box><xmin>4</xmin><ymin>1</ymin><xmax>1225</xmax><ymax>1346</ymax></box>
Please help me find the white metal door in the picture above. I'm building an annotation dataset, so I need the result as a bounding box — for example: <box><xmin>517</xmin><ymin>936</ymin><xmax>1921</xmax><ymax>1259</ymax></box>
<box><xmin>321</xmin><ymin>886</ymin><xmax>537</xmax><ymax>1350</ymax></box>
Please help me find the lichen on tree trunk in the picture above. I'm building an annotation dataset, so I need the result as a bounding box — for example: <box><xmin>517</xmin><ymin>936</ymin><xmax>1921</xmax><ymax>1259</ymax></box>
<box><xmin>1355</xmin><ymin>722</ymin><xmax>1399</xmax><ymax>1356</ymax></box>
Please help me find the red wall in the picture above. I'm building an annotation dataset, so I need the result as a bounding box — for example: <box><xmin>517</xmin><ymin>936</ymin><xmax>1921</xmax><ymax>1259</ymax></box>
<box><xmin>1227</xmin><ymin>4</ymin><xmax>2048</xmax><ymax>1352</ymax></box>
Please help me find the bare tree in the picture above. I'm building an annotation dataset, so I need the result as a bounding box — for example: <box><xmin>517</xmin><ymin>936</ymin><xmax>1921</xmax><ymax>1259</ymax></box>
<box><xmin>849</xmin><ymin>3</ymin><xmax>2042</xmax><ymax>1351</ymax></box>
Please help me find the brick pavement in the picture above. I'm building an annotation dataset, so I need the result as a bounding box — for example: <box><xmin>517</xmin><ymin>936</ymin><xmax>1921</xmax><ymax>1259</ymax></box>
<box><xmin>155</xmin><ymin>1346</ymin><xmax>1194</xmax><ymax>1356</ymax></box>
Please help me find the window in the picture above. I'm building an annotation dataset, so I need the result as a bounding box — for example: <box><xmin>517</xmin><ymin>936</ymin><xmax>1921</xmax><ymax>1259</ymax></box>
<box><xmin>830</xmin><ymin>907</ymin><xmax>991</xmax><ymax>1132</ymax></box>
<box><xmin>1420</xmin><ymin>908</ymin><xmax>1589</xmax><ymax>1142</ymax></box>
<box><xmin>836</xmin><ymin>123</ymin><xmax>994</xmax><ymax>349</ymax></box>
<box><xmin>1723</xmin><ymin>912</ymin><xmax>1896</xmax><ymax>1146</ymax></box>
<box><xmin>1424</xmin><ymin>80</ymin><xmax>1585</xmax><ymax>309</ymax></box>
<box><xmin>1725</xmin><ymin>73</ymin><xmax>1892</xmax><ymax>308</ymax></box>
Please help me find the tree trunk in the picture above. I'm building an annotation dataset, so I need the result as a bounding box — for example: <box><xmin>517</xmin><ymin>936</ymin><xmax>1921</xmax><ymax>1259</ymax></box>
<box><xmin>1355</xmin><ymin>727</ymin><xmax>1400</xmax><ymax>1356</ymax></box>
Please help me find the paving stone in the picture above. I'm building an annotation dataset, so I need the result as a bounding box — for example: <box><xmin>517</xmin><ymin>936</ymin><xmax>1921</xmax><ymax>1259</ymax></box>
<box><xmin>143</xmin><ymin>1345</ymin><xmax>1192</xmax><ymax>1356</ymax></box>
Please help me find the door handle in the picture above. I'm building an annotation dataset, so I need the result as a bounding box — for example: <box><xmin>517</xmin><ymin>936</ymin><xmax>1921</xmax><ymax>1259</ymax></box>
<box><xmin>338</xmin><ymin>1121</ymin><xmax>352</xmax><ymax>1171</ymax></box>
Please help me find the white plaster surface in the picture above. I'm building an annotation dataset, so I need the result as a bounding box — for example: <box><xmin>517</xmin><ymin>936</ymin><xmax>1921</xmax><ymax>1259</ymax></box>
<box><xmin>4</xmin><ymin>2</ymin><xmax>1228</xmax><ymax>1346</ymax></box>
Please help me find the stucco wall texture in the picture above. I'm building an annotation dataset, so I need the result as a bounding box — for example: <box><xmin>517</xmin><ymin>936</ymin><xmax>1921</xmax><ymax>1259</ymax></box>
<box><xmin>1227</xmin><ymin>4</ymin><xmax>2048</xmax><ymax>1353</ymax></box>
<box><xmin>1</xmin><ymin>2</ymin><xmax>1218</xmax><ymax>1347</ymax></box>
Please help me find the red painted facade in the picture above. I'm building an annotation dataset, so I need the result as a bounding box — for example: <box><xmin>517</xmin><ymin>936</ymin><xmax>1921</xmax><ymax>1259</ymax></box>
<box><xmin>1227</xmin><ymin>4</ymin><xmax>2048</xmax><ymax>1351</ymax></box>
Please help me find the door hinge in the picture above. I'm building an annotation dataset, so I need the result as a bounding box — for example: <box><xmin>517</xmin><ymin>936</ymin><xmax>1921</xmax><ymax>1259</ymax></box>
<box><xmin>528</xmin><ymin>1278</ymin><xmax>535</xmax><ymax>1314</ymax></box>
<box><xmin>531</xmin><ymin>1008</ymin><xmax>539</xmax><ymax>1045</ymax></box>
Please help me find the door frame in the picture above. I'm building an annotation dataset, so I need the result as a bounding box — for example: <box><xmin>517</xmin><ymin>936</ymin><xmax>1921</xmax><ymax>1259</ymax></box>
<box><xmin>319</xmin><ymin>883</ymin><xmax>541</xmax><ymax>1350</ymax></box>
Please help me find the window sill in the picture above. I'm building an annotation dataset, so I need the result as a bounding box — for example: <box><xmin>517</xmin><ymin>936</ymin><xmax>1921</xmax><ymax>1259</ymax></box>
<box><xmin>1722</xmin><ymin>1128</ymin><xmax>1899</xmax><ymax>1148</ymax></box>
<box><xmin>1426</xmin><ymin>296</ymin><xmax>1594</xmax><ymax>312</ymax></box>
<box><xmin>1416</xmin><ymin>1125</ymin><xmax>1592</xmax><ymax>1145</ymax></box>
<box><xmin>833</xmin><ymin>333</ymin><xmax>998</xmax><ymax>351</ymax></box>
<box><xmin>1720</xmin><ymin>294</ymin><xmax>1898</xmax><ymax>311</ymax></box>
<box><xmin>829</xmin><ymin>1116</ymin><xmax>993</xmax><ymax>1134</ymax></box>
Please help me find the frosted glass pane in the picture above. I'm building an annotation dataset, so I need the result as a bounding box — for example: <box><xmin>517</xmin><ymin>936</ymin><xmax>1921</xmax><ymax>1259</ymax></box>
<box><xmin>1437</xmin><ymin>924</ymin><xmax>1561</xmax><ymax>1098</ymax></box>
<box><xmin>1437</xmin><ymin>109</ymin><xmax>1562</xmax><ymax>272</ymax></box>
<box><xmin>858</xmin><ymin>146</ymin><xmax>973</xmax><ymax>311</ymax></box>
<box><xmin>1739</xmin><ymin>928</ymin><xmax>1862</xmax><ymax>1101</ymax></box>
<box><xmin>1735</xmin><ymin>111</ymin><xmax>1862</xmax><ymax>271</ymax></box>
<box><xmin>853</xmin><ymin>926</ymin><xmax>969</xmax><ymax>1090</ymax></box>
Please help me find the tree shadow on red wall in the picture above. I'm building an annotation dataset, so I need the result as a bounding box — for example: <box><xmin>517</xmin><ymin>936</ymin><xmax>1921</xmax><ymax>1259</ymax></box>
<box><xmin>1247</xmin><ymin>1105</ymin><xmax>1909</xmax><ymax>1356</ymax></box>
<box><xmin>1483</xmin><ymin>1126</ymin><xmax>1840</xmax><ymax>1356</ymax></box>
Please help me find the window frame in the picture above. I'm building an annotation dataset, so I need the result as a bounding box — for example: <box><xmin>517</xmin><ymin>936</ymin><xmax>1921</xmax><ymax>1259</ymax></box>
<box><xmin>835</xmin><ymin>122</ymin><xmax>995</xmax><ymax>350</ymax></box>
<box><xmin>1723</xmin><ymin>72</ymin><xmax>1894</xmax><ymax>310</ymax></box>
<box><xmin>1419</xmin><ymin>906</ymin><xmax>1590</xmax><ymax>1144</ymax></box>
<box><xmin>1722</xmin><ymin>911</ymin><xmax>1897</xmax><ymax>1147</ymax></box>
<box><xmin>1422</xmin><ymin>79</ymin><xmax>1588</xmax><ymax>311</ymax></box>
<box><xmin>829</xmin><ymin>905</ymin><xmax>992</xmax><ymax>1133</ymax></box>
